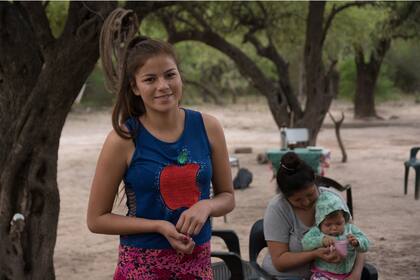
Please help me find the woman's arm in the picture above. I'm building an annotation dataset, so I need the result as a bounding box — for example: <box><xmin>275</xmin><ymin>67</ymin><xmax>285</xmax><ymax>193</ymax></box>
<box><xmin>176</xmin><ymin>114</ymin><xmax>235</xmax><ymax>236</ymax></box>
<box><xmin>203</xmin><ymin>113</ymin><xmax>235</xmax><ymax>216</ymax></box>
<box><xmin>268</xmin><ymin>241</ymin><xmax>343</xmax><ymax>272</ymax></box>
<box><xmin>268</xmin><ymin>241</ymin><xmax>317</xmax><ymax>271</ymax></box>
<box><xmin>346</xmin><ymin>252</ymin><xmax>365</xmax><ymax>280</ymax></box>
<box><xmin>87</xmin><ymin>130</ymin><xmax>193</xmax><ymax>252</ymax></box>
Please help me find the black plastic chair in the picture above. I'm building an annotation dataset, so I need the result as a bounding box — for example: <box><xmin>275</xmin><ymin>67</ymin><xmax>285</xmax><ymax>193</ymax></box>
<box><xmin>315</xmin><ymin>175</ymin><xmax>353</xmax><ymax>218</ymax></box>
<box><xmin>249</xmin><ymin>219</ymin><xmax>378</xmax><ymax>280</ymax></box>
<box><xmin>211</xmin><ymin>229</ymin><xmax>272</xmax><ymax>279</ymax></box>
<box><xmin>404</xmin><ymin>147</ymin><xmax>420</xmax><ymax>199</ymax></box>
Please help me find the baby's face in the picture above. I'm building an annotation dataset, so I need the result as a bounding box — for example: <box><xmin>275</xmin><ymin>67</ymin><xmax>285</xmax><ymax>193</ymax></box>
<box><xmin>320</xmin><ymin>213</ymin><xmax>345</xmax><ymax>236</ymax></box>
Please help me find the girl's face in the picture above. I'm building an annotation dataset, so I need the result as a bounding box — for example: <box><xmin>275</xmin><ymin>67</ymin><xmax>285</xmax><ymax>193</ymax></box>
<box><xmin>132</xmin><ymin>54</ymin><xmax>182</xmax><ymax>113</ymax></box>
<box><xmin>320</xmin><ymin>213</ymin><xmax>345</xmax><ymax>236</ymax></box>
<box><xmin>287</xmin><ymin>184</ymin><xmax>319</xmax><ymax>211</ymax></box>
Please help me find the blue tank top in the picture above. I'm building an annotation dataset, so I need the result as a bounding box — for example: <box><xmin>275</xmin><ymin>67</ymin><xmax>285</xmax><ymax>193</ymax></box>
<box><xmin>120</xmin><ymin>109</ymin><xmax>212</xmax><ymax>249</ymax></box>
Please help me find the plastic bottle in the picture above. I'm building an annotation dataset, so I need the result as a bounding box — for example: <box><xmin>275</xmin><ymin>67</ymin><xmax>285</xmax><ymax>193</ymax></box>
<box><xmin>280</xmin><ymin>126</ymin><xmax>287</xmax><ymax>149</ymax></box>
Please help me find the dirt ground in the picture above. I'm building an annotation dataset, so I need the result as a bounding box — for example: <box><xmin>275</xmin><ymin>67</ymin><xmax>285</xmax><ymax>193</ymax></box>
<box><xmin>55</xmin><ymin>98</ymin><xmax>420</xmax><ymax>279</ymax></box>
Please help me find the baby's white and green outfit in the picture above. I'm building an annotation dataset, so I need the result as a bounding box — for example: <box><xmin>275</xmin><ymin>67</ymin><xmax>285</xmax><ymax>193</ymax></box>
<box><xmin>302</xmin><ymin>191</ymin><xmax>369</xmax><ymax>279</ymax></box>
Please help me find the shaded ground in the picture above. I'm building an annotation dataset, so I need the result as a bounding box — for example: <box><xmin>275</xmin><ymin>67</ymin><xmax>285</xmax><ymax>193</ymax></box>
<box><xmin>55</xmin><ymin>98</ymin><xmax>420</xmax><ymax>279</ymax></box>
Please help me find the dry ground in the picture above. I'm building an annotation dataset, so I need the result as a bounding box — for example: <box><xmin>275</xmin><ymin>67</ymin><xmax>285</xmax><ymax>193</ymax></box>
<box><xmin>55</xmin><ymin>98</ymin><xmax>420</xmax><ymax>279</ymax></box>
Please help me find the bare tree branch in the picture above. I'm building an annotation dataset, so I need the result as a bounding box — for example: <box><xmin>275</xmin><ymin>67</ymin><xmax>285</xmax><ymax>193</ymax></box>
<box><xmin>173</xmin><ymin>12</ymin><xmax>201</xmax><ymax>31</ymax></box>
<box><xmin>391</xmin><ymin>32</ymin><xmax>417</xmax><ymax>40</ymax></box>
<box><xmin>243</xmin><ymin>33</ymin><xmax>303</xmax><ymax>117</ymax></box>
<box><xmin>325</xmin><ymin>59</ymin><xmax>338</xmax><ymax>79</ymax></box>
<box><xmin>328</xmin><ymin>112</ymin><xmax>347</xmax><ymax>163</ymax></box>
<box><xmin>322</xmin><ymin>1</ymin><xmax>372</xmax><ymax>45</ymax></box>
<box><xmin>184</xmin><ymin>5</ymin><xmax>212</xmax><ymax>31</ymax></box>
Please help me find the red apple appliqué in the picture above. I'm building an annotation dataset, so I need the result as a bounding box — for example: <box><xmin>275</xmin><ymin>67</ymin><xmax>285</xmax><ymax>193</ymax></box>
<box><xmin>159</xmin><ymin>163</ymin><xmax>201</xmax><ymax>210</ymax></box>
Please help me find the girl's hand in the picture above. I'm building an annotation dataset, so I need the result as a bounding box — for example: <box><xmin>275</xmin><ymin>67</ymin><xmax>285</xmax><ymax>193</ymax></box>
<box><xmin>315</xmin><ymin>247</ymin><xmax>344</xmax><ymax>263</ymax></box>
<box><xmin>322</xmin><ymin>236</ymin><xmax>335</xmax><ymax>247</ymax></box>
<box><xmin>176</xmin><ymin>200</ymin><xmax>212</xmax><ymax>236</ymax></box>
<box><xmin>159</xmin><ymin>221</ymin><xmax>195</xmax><ymax>254</ymax></box>
<box><xmin>347</xmin><ymin>234</ymin><xmax>359</xmax><ymax>247</ymax></box>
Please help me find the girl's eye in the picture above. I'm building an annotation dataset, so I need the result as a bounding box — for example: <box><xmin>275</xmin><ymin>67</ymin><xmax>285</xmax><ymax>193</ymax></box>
<box><xmin>144</xmin><ymin>77</ymin><xmax>155</xmax><ymax>83</ymax></box>
<box><xmin>166</xmin><ymin>72</ymin><xmax>176</xmax><ymax>78</ymax></box>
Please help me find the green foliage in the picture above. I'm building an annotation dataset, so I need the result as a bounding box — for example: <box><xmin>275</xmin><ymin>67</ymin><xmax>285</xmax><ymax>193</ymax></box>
<box><xmin>415</xmin><ymin>92</ymin><xmax>420</xmax><ymax>104</ymax></box>
<box><xmin>75</xmin><ymin>2</ymin><xmax>420</xmax><ymax>109</ymax></box>
<box><xmin>176</xmin><ymin>41</ymin><xmax>254</xmax><ymax>104</ymax></box>
<box><xmin>338</xmin><ymin>58</ymin><xmax>400</xmax><ymax>102</ymax></box>
<box><xmin>80</xmin><ymin>64</ymin><xmax>115</xmax><ymax>108</ymax></box>
<box><xmin>45</xmin><ymin>1</ymin><xmax>69</xmax><ymax>38</ymax></box>
<box><xmin>139</xmin><ymin>14</ymin><xmax>167</xmax><ymax>40</ymax></box>
<box><xmin>375</xmin><ymin>68</ymin><xmax>401</xmax><ymax>103</ymax></box>
<box><xmin>386</xmin><ymin>39</ymin><xmax>420</xmax><ymax>94</ymax></box>
<box><xmin>338</xmin><ymin>59</ymin><xmax>355</xmax><ymax>100</ymax></box>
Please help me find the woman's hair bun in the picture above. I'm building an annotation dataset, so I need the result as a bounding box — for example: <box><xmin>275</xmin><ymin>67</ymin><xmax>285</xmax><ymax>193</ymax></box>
<box><xmin>280</xmin><ymin>152</ymin><xmax>301</xmax><ymax>172</ymax></box>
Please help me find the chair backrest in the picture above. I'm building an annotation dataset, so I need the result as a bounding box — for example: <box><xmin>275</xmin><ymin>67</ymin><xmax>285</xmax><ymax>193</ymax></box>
<box><xmin>314</xmin><ymin>175</ymin><xmax>353</xmax><ymax>218</ymax></box>
<box><xmin>249</xmin><ymin>219</ymin><xmax>266</xmax><ymax>263</ymax></box>
<box><xmin>212</xmin><ymin>230</ymin><xmax>241</xmax><ymax>256</ymax></box>
<box><xmin>315</xmin><ymin>175</ymin><xmax>348</xmax><ymax>192</ymax></box>
<box><xmin>284</xmin><ymin>128</ymin><xmax>309</xmax><ymax>148</ymax></box>
<box><xmin>409</xmin><ymin>147</ymin><xmax>420</xmax><ymax>161</ymax></box>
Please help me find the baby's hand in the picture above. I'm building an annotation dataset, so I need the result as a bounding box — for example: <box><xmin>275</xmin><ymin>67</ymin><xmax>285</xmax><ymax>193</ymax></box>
<box><xmin>322</xmin><ymin>236</ymin><xmax>335</xmax><ymax>247</ymax></box>
<box><xmin>347</xmin><ymin>234</ymin><xmax>359</xmax><ymax>247</ymax></box>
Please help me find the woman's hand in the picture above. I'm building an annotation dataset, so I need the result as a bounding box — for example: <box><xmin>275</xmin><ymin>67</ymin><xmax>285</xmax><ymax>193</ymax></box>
<box><xmin>322</xmin><ymin>236</ymin><xmax>335</xmax><ymax>247</ymax></box>
<box><xmin>176</xmin><ymin>200</ymin><xmax>212</xmax><ymax>236</ymax></box>
<box><xmin>158</xmin><ymin>221</ymin><xmax>195</xmax><ymax>254</ymax></box>
<box><xmin>315</xmin><ymin>247</ymin><xmax>344</xmax><ymax>263</ymax></box>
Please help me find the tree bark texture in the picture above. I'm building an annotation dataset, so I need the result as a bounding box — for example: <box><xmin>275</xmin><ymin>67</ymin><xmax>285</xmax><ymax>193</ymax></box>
<box><xmin>0</xmin><ymin>2</ymin><xmax>116</xmax><ymax>279</ymax></box>
<box><xmin>298</xmin><ymin>1</ymin><xmax>334</xmax><ymax>145</ymax></box>
<box><xmin>354</xmin><ymin>38</ymin><xmax>391</xmax><ymax>119</ymax></box>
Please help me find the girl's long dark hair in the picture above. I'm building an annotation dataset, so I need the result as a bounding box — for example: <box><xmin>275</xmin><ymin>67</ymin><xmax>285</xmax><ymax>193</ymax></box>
<box><xmin>99</xmin><ymin>8</ymin><xmax>179</xmax><ymax>139</ymax></box>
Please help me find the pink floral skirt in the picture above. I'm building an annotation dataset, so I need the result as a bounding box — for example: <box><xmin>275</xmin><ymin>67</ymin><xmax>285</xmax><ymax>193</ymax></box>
<box><xmin>311</xmin><ymin>266</ymin><xmax>350</xmax><ymax>280</ymax></box>
<box><xmin>114</xmin><ymin>242</ymin><xmax>212</xmax><ymax>280</ymax></box>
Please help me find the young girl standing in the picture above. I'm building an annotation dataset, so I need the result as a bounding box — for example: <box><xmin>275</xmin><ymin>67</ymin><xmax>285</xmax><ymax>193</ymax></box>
<box><xmin>87</xmin><ymin>8</ymin><xmax>235</xmax><ymax>279</ymax></box>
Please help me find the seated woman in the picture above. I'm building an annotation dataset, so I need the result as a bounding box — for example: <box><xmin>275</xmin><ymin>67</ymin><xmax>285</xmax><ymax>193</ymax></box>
<box><xmin>262</xmin><ymin>152</ymin><xmax>365</xmax><ymax>280</ymax></box>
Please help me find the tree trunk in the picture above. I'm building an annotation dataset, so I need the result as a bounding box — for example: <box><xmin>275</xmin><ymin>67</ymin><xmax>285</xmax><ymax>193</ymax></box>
<box><xmin>0</xmin><ymin>2</ymin><xmax>116</xmax><ymax>279</ymax></box>
<box><xmin>354</xmin><ymin>39</ymin><xmax>391</xmax><ymax>118</ymax></box>
<box><xmin>354</xmin><ymin>61</ymin><xmax>379</xmax><ymax>118</ymax></box>
<box><xmin>298</xmin><ymin>1</ymin><xmax>333</xmax><ymax>145</ymax></box>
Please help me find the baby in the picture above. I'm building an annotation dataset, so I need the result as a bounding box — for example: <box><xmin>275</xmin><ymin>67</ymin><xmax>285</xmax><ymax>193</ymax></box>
<box><xmin>302</xmin><ymin>191</ymin><xmax>369</xmax><ymax>280</ymax></box>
